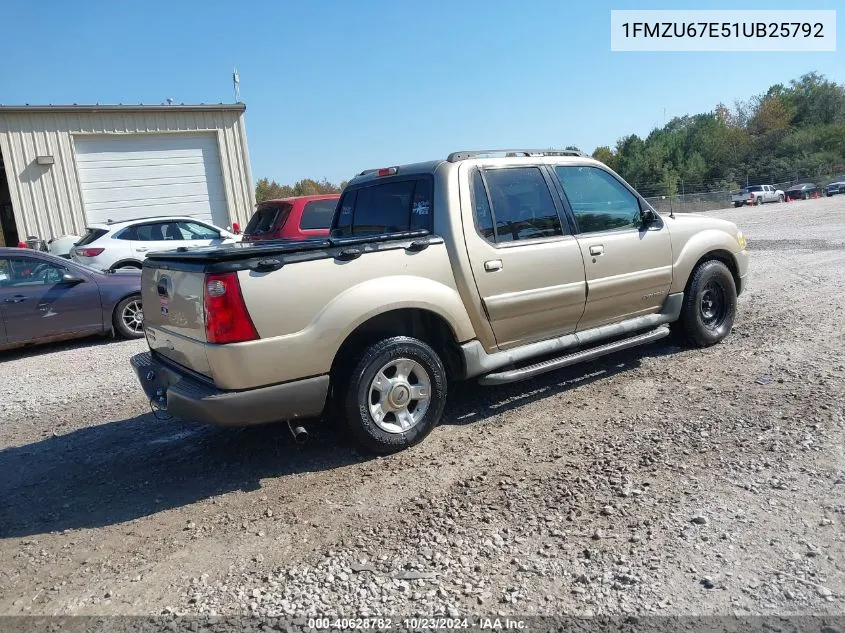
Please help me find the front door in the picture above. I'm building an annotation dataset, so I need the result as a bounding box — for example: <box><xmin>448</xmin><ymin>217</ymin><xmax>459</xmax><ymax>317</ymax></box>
<box><xmin>550</xmin><ymin>164</ymin><xmax>673</xmax><ymax>331</ymax></box>
<box><xmin>461</xmin><ymin>163</ymin><xmax>587</xmax><ymax>349</ymax></box>
<box><xmin>0</xmin><ymin>256</ymin><xmax>102</xmax><ymax>343</ymax></box>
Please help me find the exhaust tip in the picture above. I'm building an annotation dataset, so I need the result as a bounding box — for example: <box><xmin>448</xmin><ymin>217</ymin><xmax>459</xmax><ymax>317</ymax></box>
<box><xmin>287</xmin><ymin>421</ymin><xmax>309</xmax><ymax>445</ymax></box>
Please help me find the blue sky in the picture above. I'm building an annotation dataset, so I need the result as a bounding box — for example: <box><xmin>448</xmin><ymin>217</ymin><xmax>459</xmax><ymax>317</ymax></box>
<box><xmin>1</xmin><ymin>0</ymin><xmax>842</xmax><ymax>185</ymax></box>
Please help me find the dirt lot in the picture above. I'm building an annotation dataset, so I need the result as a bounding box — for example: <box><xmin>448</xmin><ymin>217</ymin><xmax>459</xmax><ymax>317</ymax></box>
<box><xmin>1</xmin><ymin>198</ymin><xmax>843</xmax><ymax>618</ymax></box>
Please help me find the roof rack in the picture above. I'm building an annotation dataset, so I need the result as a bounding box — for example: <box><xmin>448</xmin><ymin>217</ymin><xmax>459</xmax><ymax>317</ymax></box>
<box><xmin>104</xmin><ymin>215</ymin><xmax>196</xmax><ymax>225</ymax></box>
<box><xmin>446</xmin><ymin>148</ymin><xmax>587</xmax><ymax>162</ymax></box>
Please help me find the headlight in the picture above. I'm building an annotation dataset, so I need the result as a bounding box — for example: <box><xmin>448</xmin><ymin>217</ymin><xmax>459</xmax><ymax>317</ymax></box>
<box><xmin>736</xmin><ymin>231</ymin><xmax>747</xmax><ymax>250</ymax></box>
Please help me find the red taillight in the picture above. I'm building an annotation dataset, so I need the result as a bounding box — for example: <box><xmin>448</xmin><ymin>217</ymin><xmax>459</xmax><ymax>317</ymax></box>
<box><xmin>76</xmin><ymin>247</ymin><xmax>104</xmax><ymax>257</ymax></box>
<box><xmin>203</xmin><ymin>272</ymin><xmax>259</xmax><ymax>344</ymax></box>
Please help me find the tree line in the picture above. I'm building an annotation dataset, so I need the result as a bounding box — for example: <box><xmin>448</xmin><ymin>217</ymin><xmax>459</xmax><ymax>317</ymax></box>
<box><xmin>255</xmin><ymin>72</ymin><xmax>845</xmax><ymax>202</ymax></box>
<box><xmin>591</xmin><ymin>72</ymin><xmax>845</xmax><ymax>196</ymax></box>
<box><xmin>255</xmin><ymin>177</ymin><xmax>347</xmax><ymax>203</ymax></box>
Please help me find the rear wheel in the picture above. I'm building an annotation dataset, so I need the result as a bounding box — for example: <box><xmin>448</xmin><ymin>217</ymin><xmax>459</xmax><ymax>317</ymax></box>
<box><xmin>733</xmin><ymin>202</ymin><xmax>742</xmax><ymax>208</ymax></box>
<box><xmin>754</xmin><ymin>196</ymin><xmax>762</xmax><ymax>206</ymax></box>
<box><xmin>109</xmin><ymin>261</ymin><xmax>142</xmax><ymax>272</ymax></box>
<box><xmin>114</xmin><ymin>295</ymin><xmax>145</xmax><ymax>339</ymax></box>
<box><xmin>778</xmin><ymin>194</ymin><xmax>784</xmax><ymax>203</ymax></box>
<box><xmin>676</xmin><ymin>260</ymin><xmax>737</xmax><ymax>348</ymax></box>
<box><xmin>341</xmin><ymin>336</ymin><xmax>447</xmax><ymax>454</ymax></box>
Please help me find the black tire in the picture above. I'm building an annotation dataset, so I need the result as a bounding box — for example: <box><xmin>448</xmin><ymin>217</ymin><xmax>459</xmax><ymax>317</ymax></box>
<box><xmin>341</xmin><ymin>336</ymin><xmax>447</xmax><ymax>454</ymax></box>
<box><xmin>677</xmin><ymin>260</ymin><xmax>737</xmax><ymax>348</ymax></box>
<box><xmin>754</xmin><ymin>196</ymin><xmax>762</xmax><ymax>206</ymax></box>
<box><xmin>802</xmin><ymin>192</ymin><xmax>808</xmax><ymax>200</ymax></box>
<box><xmin>733</xmin><ymin>202</ymin><xmax>742</xmax><ymax>208</ymax></box>
<box><xmin>113</xmin><ymin>294</ymin><xmax>145</xmax><ymax>339</ymax></box>
<box><xmin>778</xmin><ymin>194</ymin><xmax>784</xmax><ymax>203</ymax></box>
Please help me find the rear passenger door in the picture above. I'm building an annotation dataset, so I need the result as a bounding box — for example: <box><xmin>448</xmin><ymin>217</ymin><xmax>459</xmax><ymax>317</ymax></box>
<box><xmin>551</xmin><ymin>164</ymin><xmax>672</xmax><ymax>331</ymax></box>
<box><xmin>460</xmin><ymin>164</ymin><xmax>587</xmax><ymax>349</ymax></box>
<box><xmin>130</xmin><ymin>221</ymin><xmax>184</xmax><ymax>257</ymax></box>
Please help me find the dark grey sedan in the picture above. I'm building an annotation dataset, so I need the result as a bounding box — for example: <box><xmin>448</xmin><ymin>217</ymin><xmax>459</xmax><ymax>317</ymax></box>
<box><xmin>0</xmin><ymin>248</ymin><xmax>143</xmax><ymax>351</ymax></box>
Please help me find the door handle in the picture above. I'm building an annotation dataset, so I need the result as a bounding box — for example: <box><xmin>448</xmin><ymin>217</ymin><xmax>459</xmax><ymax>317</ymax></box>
<box><xmin>136</xmin><ymin>247</ymin><xmax>148</xmax><ymax>252</ymax></box>
<box><xmin>484</xmin><ymin>259</ymin><xmax>503</xmax><ymax>272</ymax></box>
<box><xmin>4</xmin><ymin>295</ymin><xmax>26</xmax><ymax>304</ymax></box>
<box><xmin>589</xmin><ymin>245</ymin><xmax>604</xmax><ymax>256</ymax></box>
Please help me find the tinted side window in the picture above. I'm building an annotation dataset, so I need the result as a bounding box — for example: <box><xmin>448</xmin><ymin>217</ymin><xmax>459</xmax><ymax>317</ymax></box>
<box><xmin>114</xmin><ymin>226</ymin><xmax>136</xmax><ymax>240</ymax></box>
<box><xmin>482</xmin><ymin>167</ymin><xmax>563</xmax><ymax>243</ymax></box>
<box><xmin>133</xmin><ymin>224</ymin><xmax>162</xmax><ymax>241</ymax></box>
<box><xmin>471</xmin><ymin>170</ymin><xmax>495</xmax><ymax>240</ymax></box>
<box><xmin>554</xmin><ymin>166</ymin><xmax>641</xmax><ymax>233</ymax></box>
<box><xmin>300</xmin><ymin>199</ymin><xmax>337</xmax><ymax>230</ymax></box>
<box><xmin>333</xmin><ymin>179</ymin><xmax>432</xmax><ymax>237</ymax></box>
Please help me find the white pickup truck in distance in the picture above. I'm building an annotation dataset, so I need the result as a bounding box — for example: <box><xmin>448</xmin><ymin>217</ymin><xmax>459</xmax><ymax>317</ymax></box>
<box><xmin>730</xmin><ymin>184</ymin><xmax>784</xmax><ymax>207</ymax></box>
<box><xmin>132</xmin><ymin>149</ymin><xmax>749</xmax><ymax>454</ymax></box>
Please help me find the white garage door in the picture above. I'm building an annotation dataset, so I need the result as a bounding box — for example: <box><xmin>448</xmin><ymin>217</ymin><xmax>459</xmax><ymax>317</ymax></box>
<box><xmin>74</xmin><ymin>134</ymin><xmax>229</xmax><ymax>228</ymax></box>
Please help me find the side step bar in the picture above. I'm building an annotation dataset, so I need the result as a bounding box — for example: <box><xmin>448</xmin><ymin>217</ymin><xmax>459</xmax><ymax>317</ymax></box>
<box><xmin>477</xmin><ymin>326</ymin><xmax>671</xmax><ymax>386</ymax></box>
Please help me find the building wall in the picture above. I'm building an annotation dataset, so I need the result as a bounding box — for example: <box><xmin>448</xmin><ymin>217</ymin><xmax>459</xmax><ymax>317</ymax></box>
<box><xmin>0</xmin><ymin>106</ymin><xmax>255</xmax><ymax>240</ymax></box>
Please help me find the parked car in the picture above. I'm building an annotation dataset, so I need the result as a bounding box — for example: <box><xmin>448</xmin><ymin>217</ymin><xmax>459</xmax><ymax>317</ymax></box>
<box><xmin>47</xmin><ymin>234</ymin><xmax>83</xmax><ymax>259</ymax></box>
<box><xmin>130</xmin><ymin>148</ymin><xmax>748</xmax><ymax>454</ymax></box>
<box><xmin>0</xmin><ymin>248</ymin><xmax>143</xmax><ymax>351</ymax></box>
<box><xmin>785</xmin><ymin>182</ymin><xmax>820</xmax><ymax>200</ymax></box>
<box><xmin>824</xmin><ymin>181</ymin><xmax>845</xmax><ymax>196</ymax></box>
<box><xmin>242</xmin><ymin>194</ymin><xmax>340</xmax><ymax>242</ymax></box>
<box><xmin>70</xmin><ymin>216</ymin><xmax>240</xmax><ymax>272</ymax></box>
<box><xmin>730</xmin><ymin>185</ymin><xmax>784</xmax><ymax>207</ymax></box>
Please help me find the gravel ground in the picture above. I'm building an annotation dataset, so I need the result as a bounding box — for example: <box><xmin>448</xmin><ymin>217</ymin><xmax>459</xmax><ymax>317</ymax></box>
<box><xmin>0</xmin><ymin>197</ymin><xmax>843</xmax><ymax>618</ymax></box>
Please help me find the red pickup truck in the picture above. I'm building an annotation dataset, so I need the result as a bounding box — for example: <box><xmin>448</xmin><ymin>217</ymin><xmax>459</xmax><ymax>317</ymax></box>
<box><xmin>242</xmin><ymin>194</ymin><xmax>340</xmax><ymax>242</ymax></box>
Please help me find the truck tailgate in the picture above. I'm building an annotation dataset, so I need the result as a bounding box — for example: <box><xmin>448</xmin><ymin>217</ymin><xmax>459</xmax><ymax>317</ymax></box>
<box><xmin>141</xmin><ymin>266</ymin><xmax>213</xmax><ymax>378</ymax></box>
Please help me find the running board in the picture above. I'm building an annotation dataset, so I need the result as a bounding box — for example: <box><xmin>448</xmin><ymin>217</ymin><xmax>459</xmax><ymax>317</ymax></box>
<box><xmin>477</xmin><ymin>326</ymin><xmax>671</xmax><ymax>386</ymax></box>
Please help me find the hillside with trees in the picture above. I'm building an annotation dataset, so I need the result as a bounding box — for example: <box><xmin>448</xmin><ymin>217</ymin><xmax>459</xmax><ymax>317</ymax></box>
<box><xmin>254</xmin><ymin>72</ymin><xmax>844</xmax><ymax>205</ymax></box>
<box><xmin>592</xmin><ymin>72</ymin><xmax>845</xmax><ymax>197</ymax></box>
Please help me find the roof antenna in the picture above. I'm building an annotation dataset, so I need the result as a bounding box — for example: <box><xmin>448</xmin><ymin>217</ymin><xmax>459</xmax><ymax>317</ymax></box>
<box><xmin>233</xmin><ymin>67</ymin><xmax>241</xmax><ymax>102</ymax></box>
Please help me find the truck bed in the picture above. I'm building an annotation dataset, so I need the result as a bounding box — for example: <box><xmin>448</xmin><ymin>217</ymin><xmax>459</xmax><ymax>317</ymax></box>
<box><xmin>143</xmin><ymin>230</ymin><xmax>434</xmax><ymax>269</ymax></box>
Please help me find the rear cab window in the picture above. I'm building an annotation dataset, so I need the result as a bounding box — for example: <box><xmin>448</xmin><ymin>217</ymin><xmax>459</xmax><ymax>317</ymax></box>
<box><xmin>300</xmin><ymin>199</ymin><xmax>338</xmax><ymax>230</ymax></box>
<box><xmin>333</xmin><ymin>177</ymin><xmax>433</xmax><ymax>237</ymax></box>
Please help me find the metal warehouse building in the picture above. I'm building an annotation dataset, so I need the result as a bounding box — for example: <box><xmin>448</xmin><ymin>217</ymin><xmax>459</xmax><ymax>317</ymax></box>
<box><xmin>0</xmin><ymin>103</ymin><xmax>255</xmax><ymax>246</ymax></box>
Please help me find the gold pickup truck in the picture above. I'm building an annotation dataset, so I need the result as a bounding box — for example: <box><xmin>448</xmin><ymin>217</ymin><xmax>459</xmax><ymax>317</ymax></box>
<box><xmin>131</xmin><ymin>149</ymin><xmax>748</xmax><ymax>453</ymax></box>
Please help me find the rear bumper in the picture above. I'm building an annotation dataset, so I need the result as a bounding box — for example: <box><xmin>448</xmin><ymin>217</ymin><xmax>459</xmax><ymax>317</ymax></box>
<box><xmin>130</xmin><ymin>352</ymin><xmax>329</xmax><ymax>427</ymax></box>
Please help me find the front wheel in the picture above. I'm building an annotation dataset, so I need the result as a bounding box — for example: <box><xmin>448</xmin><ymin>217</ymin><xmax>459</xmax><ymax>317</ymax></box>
<box><xmin>342</xmin><ymin>336</ymin><xmax>447</xmax><ymax>454</ymax></box>
<box><xmin>676</xmin><ymin>261</ymin><xmax>737</xmax><ymax>348</ymax></box>
<box><xmin>733</xmin><ymin>202</ymin><xmax>742</xmax><ymax>208</ymax></box>
<box><xmin>114</xmin><ymin>295</ymin><xmax>145</xmax><ymax>339</ymax></box>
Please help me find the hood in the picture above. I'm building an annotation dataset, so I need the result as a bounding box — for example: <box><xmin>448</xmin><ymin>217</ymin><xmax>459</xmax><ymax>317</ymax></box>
<box><xmin>665</xmin><ymin>212</ymin><xmax>740</xmax><ymax>234</ymax></box>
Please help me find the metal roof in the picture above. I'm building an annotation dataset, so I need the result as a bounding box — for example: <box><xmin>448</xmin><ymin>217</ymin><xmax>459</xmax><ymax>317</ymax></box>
<box><xmin>0</xmin><ymin>103</ymin><xmax>246</xmax><ymax>113</ymax></box>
